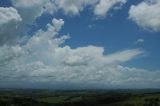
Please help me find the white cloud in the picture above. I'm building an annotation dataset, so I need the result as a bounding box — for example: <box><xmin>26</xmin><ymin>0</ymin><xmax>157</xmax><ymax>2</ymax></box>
<box><xmin>11</xmin><ymin>0</ymin><xmax>97</xmax><ymax>20</ymax></box>
<box><xmin>0</xmin><ymin>7</ymin><xmax>22</xmax><ymax>26</ymax></box>
<box><xmin>135</xmin><ymin>38</ymin><xmax>144</xmax><ymax>44</ymax></box>
<box><xmin>0</xmin><ymin>18</ymin><xmax>159</xmax><ymax>89</ymax></box>
<box><xmin>0</xmin><ymin>0</ymin><xmax>159</xmax><ymax>89</ymax></box>
<box><xmin>0</xmin><ymin>0</ymin><xmax>49</xmax><ymax>46</ymax></box>
<box><xmin>0</xmin><ymin>0</ymin><xmax>55</xmax><ymax>46</ymax></box>
<box><xmin>0</xmin><ymin>7</ymin><xmax>22</xmax><ymax>45</ymax></box>
<box><xmin>0</xmin><ymin>0</ymin><xmax>128</xmax><ymax>47</ymax></box>
<box><xmin>54</xmin><ymin>0</ymin><xmax>98</xmax><ymax>15</ymax></box>
<box><xmin>12</xmin><ymin>0</ymin><xmax>45</xmax><ymax>8</ymax></box>
<box><xmin>129</xmin><ymin>0</ymin><xmax>160</xmax><ymax>31</ymax></box>
<box><xmin>94</xmin><ymin>0</ymin><xmax>127</xmax><ymax>17</ymax></box>
<box><xmin>44</xmin><ymin>1</ymin><xmax>57</xmax><ymax>14</ymax></box>
<box><xmin>52</xmin><ymin>18</ymin><xmax>65</xmax><ymax>31</ymax></box>
<box><xmin>105</xmin><ymin>49</ymin><xmax>143</xmax><ymax>64</ymax></box>
<box><xmin>11</xmin><ymin>0</ymin><xmax>47</xmax><ymax>24</ymax></box>
<box><xmin>9</xmin><ymin>0</ymin><xmax>129</xmax><ymax>29</ymax></box>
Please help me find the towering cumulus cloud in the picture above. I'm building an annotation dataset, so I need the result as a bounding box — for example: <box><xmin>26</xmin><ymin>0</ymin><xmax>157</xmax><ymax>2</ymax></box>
<box><xmin>129</xmin><ymin>0</ymin><xmax>160</xmax><ymax>31</ymax></box>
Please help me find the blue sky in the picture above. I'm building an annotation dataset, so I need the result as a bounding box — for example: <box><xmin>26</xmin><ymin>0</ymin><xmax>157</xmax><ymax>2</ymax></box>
<box><xmin>33</xmin><ymin>0</ymin><xmax>160</xmax><ymax>70</ymax></box>
<box><xmin>0</xmin><ymin>0</ymin><xmax>160</xmax><ymax>89</ymax></box>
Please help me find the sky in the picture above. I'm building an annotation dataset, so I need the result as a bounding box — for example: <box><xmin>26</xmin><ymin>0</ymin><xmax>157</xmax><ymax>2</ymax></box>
<box><xmin>0</xmin><ymin>0</ymin><xmax>160</xmax><ymax>89</ymax></box>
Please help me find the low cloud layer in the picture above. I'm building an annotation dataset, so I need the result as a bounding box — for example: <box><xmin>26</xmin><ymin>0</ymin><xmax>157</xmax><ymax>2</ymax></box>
<box><xmin>0</xmin><ymin>18</ymin><xmax>159</xmax><ymax>89</ymax></box>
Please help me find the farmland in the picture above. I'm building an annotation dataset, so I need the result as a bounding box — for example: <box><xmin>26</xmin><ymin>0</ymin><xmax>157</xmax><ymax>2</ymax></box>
<box><xmin>0</xmin><ymin>89</ymin><xmax>160</xmax><ymax>106</ymax></box>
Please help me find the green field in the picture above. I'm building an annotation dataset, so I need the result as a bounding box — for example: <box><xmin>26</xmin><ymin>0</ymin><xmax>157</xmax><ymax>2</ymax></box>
<box><xmin>0</xmin><ymin>89</ymin><xmax>160</xmax><ymax>106</ymax></box>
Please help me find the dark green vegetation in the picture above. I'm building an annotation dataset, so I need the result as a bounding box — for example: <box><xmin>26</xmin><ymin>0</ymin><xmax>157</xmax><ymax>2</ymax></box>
<box><xmin>0</xmin><ymin>89</ymin><xmax>160</xmax><ymax>106</ymax></box>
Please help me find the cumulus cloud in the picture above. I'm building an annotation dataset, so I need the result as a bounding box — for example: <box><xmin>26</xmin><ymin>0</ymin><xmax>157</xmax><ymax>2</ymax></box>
<box><xmin>52</xmin><ymin>18</ymin><xmax>65</xmax><ymax>31</ymax></box>
<box><xmin>94</xmin><ymin>0</ymin><xmax>127</xmax><ymax>17</ymax></box>
<box><xmin>11</xmin><ymin>0</ymin><xmax>128</xmax><ymax>19</ymax></box>
<box><xmin>11</xmin><ymin>0</ymin><xmax>97</xmax><ymax>21</ymax></box>
<box><xmin>54</xmin><ymin>0</ymin><xmax>98</xmax><ymax>15</ymax></box>
<box><xmin>0</xmin><ymin>0</ymin><xmax>47</xmax><ymax>45</ymax></box>
<box><xmin>49</xmin><ymin>0</ymin><xmax>128</xmax><ymax>16</ymax></box>
<box><xmin>0</xmin><ymin>7</ymin><xmax>22</xmax><ymax>26</ymax></box>
<box><xmin>11</xmin><ymin>0</ymin><xmax>48</xmax><ymax>24</ymax></box>
<box><xmin>0</xmin><ymin>7</ymin><xmax>22</xmax><ymax>45</ymax></box>
<box><xmin>129</xmin><ymin>0</ymin><xmax>160</xmax><ymax>31</ymax></box>
<box><xmin>0</xmin><ymin>18</ymin><xmax>159</xmax><ymax>89</ymax></box>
